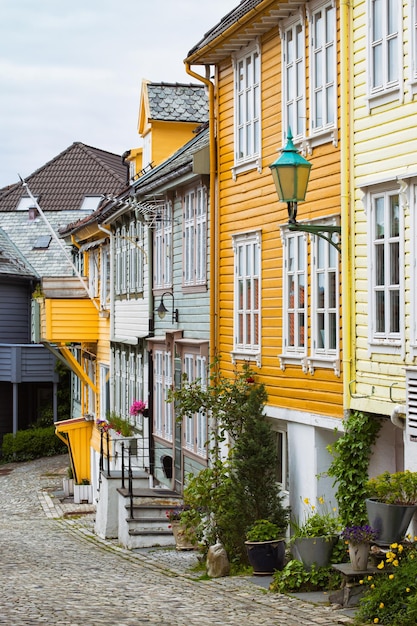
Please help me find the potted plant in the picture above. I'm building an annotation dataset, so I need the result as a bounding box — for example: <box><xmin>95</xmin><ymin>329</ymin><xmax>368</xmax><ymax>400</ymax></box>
<box><xmin>341</xmin><ymin>524</ymin><xmax>379</xmax><ymax>571</ymax></box>
<box><xmin>245</xmin><ymin>519</ymin><xmax>286</xmax><ymax>575</ymax></box>
<box><xmin>291</xmin><ymin>496</ymin><xmax>340</xmax><ymax>570</ymax></box>
<box><xmin>63</xmin><ymin>465</ymin><xmax>74</xmax><ymax>497</ymax></box>
<box><xmin>365</xmin><ymin>470</ymin><xmax>417</xmax><ymax>545</ymax></box>
<box><xmin>166</xmin><ymin>505</ymin><xmax>196</xmax><ymax>550</ymax></box>
<box><xmin>74</xmin><ymin>478</ymin><xmax>92</xmax><ymax>504</ymax></box>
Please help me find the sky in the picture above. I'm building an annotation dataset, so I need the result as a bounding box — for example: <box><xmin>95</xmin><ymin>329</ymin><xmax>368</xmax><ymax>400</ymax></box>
<box><xmin>0</xmin><ymin>0</ymin><xmax>238</xmax><ymax>188</ymax></box>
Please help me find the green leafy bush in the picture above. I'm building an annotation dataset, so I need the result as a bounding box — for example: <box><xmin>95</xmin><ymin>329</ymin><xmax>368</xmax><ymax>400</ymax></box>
<box><xmin>270</xmin><ymin>559</ymin><xmax>341</xmax><ymax>593</ymax></box>
<box><xmin>355</xmin><ymin>541</ymin><xmax>417</xmax><ymax>625</ymax></box>
<box><xmin>246</xmin><ymin>519</ymin><xmax>283</xmax><ymax>542</ymax></box>
<box><xmin>1</xmin><ymin>426</ymin><xmax>67</xmax><ymax>462</ymax></box>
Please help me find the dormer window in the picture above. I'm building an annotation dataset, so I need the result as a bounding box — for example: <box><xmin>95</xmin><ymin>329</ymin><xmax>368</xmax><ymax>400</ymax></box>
<box><xmin>16</xmin><ymin>196</ymin><xmax>39</xmax><ymax>211</ymax></box>
<box><xmin>80</xmin><ymin>196</ymin><xmax>102</xmax><ymax>212</ymax></box>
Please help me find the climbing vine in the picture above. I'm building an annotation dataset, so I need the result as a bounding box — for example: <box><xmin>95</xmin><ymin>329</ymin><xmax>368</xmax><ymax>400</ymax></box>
<box><xmin>327</xmin><ymin>410</ymin><xmax>381</xmax><ymax>527</ymax></box>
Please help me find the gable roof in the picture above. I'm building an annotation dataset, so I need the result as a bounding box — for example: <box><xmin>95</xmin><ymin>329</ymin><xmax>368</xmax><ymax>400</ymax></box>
<box><xmin>139</xmin><ymin>82</ymin><xmax>208</xmax><ymax>134</ymax></box>
<box><xmin>186</xmin><ymin>0</ymin><xmax>296</xmax><ymax>65</ymax></box>
<box><xmin>0</xmin><ymin>142</ymin><xmax>128</xmax><ymax>212</ymax></box>
<box><xmin>0</xmin><ymin>227</ymin><xmax>38</xmax><ymax>279</ymax></box>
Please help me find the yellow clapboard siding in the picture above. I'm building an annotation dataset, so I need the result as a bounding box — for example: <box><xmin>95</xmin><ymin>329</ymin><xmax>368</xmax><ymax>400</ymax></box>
<box><xmin>45</xmin><ymin>299</ymin><xmax>98</xmax><ymax>343</ymax></box>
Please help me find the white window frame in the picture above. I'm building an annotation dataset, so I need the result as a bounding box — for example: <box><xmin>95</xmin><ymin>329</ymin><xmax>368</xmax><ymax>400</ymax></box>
<box><xmin>281</xmin><ymin>230</ymin><xmax>307</xmax><ymax>364</ymax></box>
<box><xmin>183</xmin><ymin>185</ymin><xmax>207</xmax><ymax>287</ymax></box>
<box><xmin>411</xmin><ymin>0</ymin><xmax>417</xmax><ymax>90</ymax></box>
<box><xmin>231</xmin><ymin>230</ymin><xmax>261</xmax><ymax>365</ymax></box>
<box><xmin>367</xmin><ymin>0</ymin><xmax>402</xmax><ymax>107</ymax></box>
<box><xmin>308</xmin><ymin>0</ymin><xmax>337</xmax><ymax>143</ymax></box>
<box><xmin>153</xmin><ymin>201</ymin><xmax>173</xmax><ymax>290</ymax></box>
<box><xmin>311</xmin><ymin>224</ymin><xmax>340</xmax><ymax>371</ymax></box>
<box><xmin>153</xmin><ymin>349</ymin><xmax>173</xmax><ymax>443</ymax></box>
<box><xmin>99</xmin><ymin>364</ymin><xmax>110</xmax><ymax>420</ymax></box>
<box><xmin>100</xmin><ymin>244</ymin><xmax>110</xmax><ymax>310</ymax></box>
<box><xmin>183</xmin><ymin>352</ymin><xmax>207</xmax><ymax>459</ymax></box>
<box><xmin>281</xmin><ymin>13</ymin><xmax>306</xmax><ymax>142</ymax></box>
<box><xmin>367</xmin><ymin>187</ymin><xmax>404</xmax><ymax>353</ymax></box>
<box><xmin>88</xmin><ymin>249</ymin><xmax>99</xmax><ymax>299</ymax></box>
<box><xmin>232</xmin><ymin>41</ymin><xmax>262</xmax><ymax>178</ymax></box>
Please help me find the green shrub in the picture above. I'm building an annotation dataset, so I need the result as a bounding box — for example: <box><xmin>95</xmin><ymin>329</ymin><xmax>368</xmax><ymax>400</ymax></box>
<box><xmin>270</xmin><ymin>559</ymin><xmax>342</xmax><ymax>593</ymax></box>
<box><xmin>1</xmin><ymin>426</ymin><xmax>67</xmax><ymax>462</ymax></box>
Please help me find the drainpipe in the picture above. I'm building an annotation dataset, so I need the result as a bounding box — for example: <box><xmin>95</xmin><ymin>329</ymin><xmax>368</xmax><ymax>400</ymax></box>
<box><xmin>340</xmin><ymin>0</ymin><xmax>352</xmax><ymax>413</ymax></box>
<box><xmin>184</xmin><ymin>61</ymin><xmax>217</xmax><ymax>363</ymax></box>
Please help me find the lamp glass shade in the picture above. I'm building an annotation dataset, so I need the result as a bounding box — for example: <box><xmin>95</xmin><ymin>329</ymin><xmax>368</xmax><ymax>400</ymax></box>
<box><xmin>269</xmin><ymin>132</ymin><xmax>312</xmax><ymax>203</ymax></box>
<box><xmin>157</xmin><ymin>301</ymin><xmax>168</xmax><ymax>319</ymax></box>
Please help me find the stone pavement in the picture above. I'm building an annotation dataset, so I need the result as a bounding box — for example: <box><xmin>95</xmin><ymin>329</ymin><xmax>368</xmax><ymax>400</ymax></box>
<box><xmin>0</xmin><ymin>454</ymin><xmax>356</xmax><ymax>626</ymax></box>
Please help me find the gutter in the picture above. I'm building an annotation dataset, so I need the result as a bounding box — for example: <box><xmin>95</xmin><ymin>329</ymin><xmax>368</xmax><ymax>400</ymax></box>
<box><xmin>184</xmin><ymin>62</ymin><xmax>217</xmax><ymax>362</ymax></box>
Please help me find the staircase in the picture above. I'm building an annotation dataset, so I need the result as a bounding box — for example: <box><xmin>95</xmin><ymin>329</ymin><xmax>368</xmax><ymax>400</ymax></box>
<box><xmin>117</xmin><ymin>487</ymin><xmax>183</xmax><ymax>549</ymax></box>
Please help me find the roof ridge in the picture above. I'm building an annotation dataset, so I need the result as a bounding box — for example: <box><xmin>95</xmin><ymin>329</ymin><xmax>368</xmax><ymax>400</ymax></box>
<box><xmin>77</xmin><ymin>143</ymin><xmax>127</xmax><ymax>183</ymax></box>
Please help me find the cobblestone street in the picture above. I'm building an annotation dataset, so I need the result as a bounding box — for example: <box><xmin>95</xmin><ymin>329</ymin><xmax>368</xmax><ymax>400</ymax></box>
<box><xmin>0</xmin><ymin>455</ymin><xmax>355</xmax><ymax>625</ymax></box>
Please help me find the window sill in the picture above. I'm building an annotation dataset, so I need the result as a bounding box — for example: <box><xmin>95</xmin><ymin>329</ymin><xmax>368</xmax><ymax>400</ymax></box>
<box><xmin>367</xmin><ymin>86</ymin><xmax>401</xmax><ymax>111</ymax></box>
<box><xmin>305</xmin><ymin>127</ymin><xmax>338</xmax><ymax>152</ymax></box>
<box><xmin>231</xmin><ymin>156</ymin><xmax>262</xmax><ymax>180</ymax></box>
<box><xmin>231</xmin><ymin>349</ymin><xmax>261</xmax><ymax>367</ymax></box>
<box><xmin>279</xmin><ymin>353</ymin><xmax>340</xmax><ymax>376</ymax></box>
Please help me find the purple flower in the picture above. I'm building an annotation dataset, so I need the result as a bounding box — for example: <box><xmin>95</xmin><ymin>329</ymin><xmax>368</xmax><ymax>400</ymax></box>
<box><xmin>341</xmin><ymin>524</ymin><xmax>379</xmax><ymax>545</ymax></box>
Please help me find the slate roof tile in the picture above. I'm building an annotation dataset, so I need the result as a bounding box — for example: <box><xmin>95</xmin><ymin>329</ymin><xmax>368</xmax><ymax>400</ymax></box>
<box><xmin>147</xmin><ymin>83</ymin><xmax>208</xmax><ymax>123</ymax></box>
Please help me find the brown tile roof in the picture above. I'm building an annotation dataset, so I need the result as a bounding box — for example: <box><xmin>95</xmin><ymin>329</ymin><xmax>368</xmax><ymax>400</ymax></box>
<box><xmin>0</xmin><ymin>142</ymin><xmax>129</xmax><ymax>212</ymax></box>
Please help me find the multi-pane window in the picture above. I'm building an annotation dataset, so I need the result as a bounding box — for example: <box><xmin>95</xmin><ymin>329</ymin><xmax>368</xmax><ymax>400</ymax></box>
<box><xmin>284</xmin><ymin>232</ymin><xmax>307</xmax><ymax>353</ymax></box>
<box><xmin>312</xmin><ymin>232</ymin><xmax>338</xmax><ymax>354</ymax></box>
<box><xmin>283</xmin><ymin>21</ymin><xmax>305</xmax><ymax>139</ymax></box>
<box><xmin>113</xmin><ymin>346</ymin><xmax>145</xmax><ymax>420</ymax></box>
<box><xmin>99</xmin><ymin>364</ymin><xmax>110</xmax><ymax>420</ymax></box>
<box><xmin>154</xmin><ymin>349</ymin><xmax>173</xmax><ymax>442</ymax></box>
<box><xmin>370</xmin><ymin>0</ymin><xmax>399</xmax><ymax>92</ymax></box>
<box><xmin>234</xmin><ymin>45</ymin><xmax>261</xmax><ymax>164</ymax></box>
<box><xmin>154</xmin><ymin>201</ymin><xmax>172</xmax><ymax>289</ymax></box>
<box><xmin>183</xmin><ymin>353</ymin><xmax>207</xmax><ymax>458</ymax></box>
<box><xmin>233</xmin><ymin>232</ymin><xmax>261</xmax><ymax>355</ymax></box>
<box><xmin>115</xmin><ymin>220</ymin><xmax>144</xmax><ymax>296</ymax></box>
<box><xmin>183</xmin><ymin>186</ymin><xmax>207</xmax><ymax>286</ymax></box>
<box><xmin>88</xmin><ymin>249</ymin><xmax>99</xmax><ymax>298</ymax></box>
<box><xmin>310</xmin><ymin>2</ymin><xmax>336</xmax><ymax>131</ymax></box>
<box><xmin>371</xmin><ymin>192</ymin><xmax>401</xmax><ymax>338</ymax></box>
<box><xmin>100</xmin><ymin>245</ymin><xmax>110</xmax><ymax>310</ymax></box>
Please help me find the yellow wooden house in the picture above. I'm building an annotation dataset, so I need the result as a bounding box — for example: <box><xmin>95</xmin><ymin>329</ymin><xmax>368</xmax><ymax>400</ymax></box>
<box><xmin>349</xmin><ymin>0</ymin><xmax>417</xmax><ymax>476</ymax></box>
<box><xmin>185</xmin><ymin>0</ymin><xmax>350</xmax><ymax>519</ymax></box>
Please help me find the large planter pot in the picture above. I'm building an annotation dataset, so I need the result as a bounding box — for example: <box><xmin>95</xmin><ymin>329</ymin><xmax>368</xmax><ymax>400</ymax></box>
<box><xmin>74</xmin><ymin>484</ymin><xmax>93</xmax><ymax>504</ymax></box>
<box><xmin>292</xmin><ymin>536</ymin><xmax>338</xmax><ymax>570</ymax></box>
<box><xmin>171</xmin><ymin>521</ymin><xmax>196</xmax><ymax>551</ymax></box>
<box><xmin>245</xmin><ymin>539</ymin><xmax>286</xmax><ymax>575</ymax></box>
<box><xmin>348</xmin><ymin>542</ymin><xmax>370</xmax><ymax>571</ymax></box>
<box><xmin>366</xmin><ymin>498</ymin><xmax>417</xmax><ymax>546</ymax></box>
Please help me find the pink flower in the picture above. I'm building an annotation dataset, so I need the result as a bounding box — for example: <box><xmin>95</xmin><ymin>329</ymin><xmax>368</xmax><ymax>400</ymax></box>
<box><xmin>130</xmin><ymin>400</ymin><xmax>146</xmax><ymax>415</ymax></box>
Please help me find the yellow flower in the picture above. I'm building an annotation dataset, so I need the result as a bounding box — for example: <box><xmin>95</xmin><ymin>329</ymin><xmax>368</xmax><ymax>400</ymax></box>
<box><xmin>379</xmin><ymin>603</ymin><xmax>384</xmax><ymax>609</ymax></box>
<box><xmin>406</xmin><ymin>588</ymin><xmax>411</xmax><ymax>593</ymax></box>
<box><xmin>414</xmin><ymin>536</ymin><xmax>417</xmax><ymax>542</ymax></box>
<box><xmin>333</xmin><ymin>507</ymin><xmax>337</xmax><ymax>512</ymax></box>
<box><xmin>391</xmin><ymin>543</ymin><xmax>398</xmax><ymax>549</ymax></box>
<box><xmin>389</xmin><ymin>574</ymin><xmax>394</xmax><ymax>580</ymax></box>
<box><xmin>318</xmin><ymin>496</ymin><xmax>324</xmax><ymax>504</ymax></box>
<box><xmin>370</xmin><ymin>584</ymin><xmax>375</xmax><ymax>589</ymax></box>
<box><xmin>311</xmin><ymin>505</ymin><xmax>316</xmax><ymax>510</ymax></box>
<box><xmin>398</xmin><ymin>545</ymin><xmax>404</xmax><ymax>553</ymax></box>
<box><xmin>303</xmin><ymin>498</ymin><xmax>310</xmax><ymax>505</ymax></box>
<box><xmin>410</xmin><ymin>554</ymin><xmax>415</xmax><ymax>560</ymax></box>
<box><xmin>393</xmin><ymin>559</ymin><xmax>399</xmax><ymax>567</ymax></box>
<box><xmin>377</xmin><ymin>561</ymin><xmax>385</xmax><ymax>569</ymax></box>
<box><xmin>359</xmin><ymin>579</ymin><xmax>364</xmax><ymax>584</ymax></box>
<box><xmin>374</xmin><ymin>619</ymin><xmax>379</xmax><ymax>624</ymax></box>
<box><xmin>367</xmin><ymin>575</ymin><xmax>373</xmax><ymax>580</ymax></box>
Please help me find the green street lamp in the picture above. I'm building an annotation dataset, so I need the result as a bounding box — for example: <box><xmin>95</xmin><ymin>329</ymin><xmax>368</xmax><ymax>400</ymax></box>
<box><xmin>269</xmin><ymin>129</ymin><xmax>312</xmax><ymax>223</ymax></box>
<box><xmin>269</xmin><ymin>129</ymin><xmax>341</xmax><ymax>252</ymax></box>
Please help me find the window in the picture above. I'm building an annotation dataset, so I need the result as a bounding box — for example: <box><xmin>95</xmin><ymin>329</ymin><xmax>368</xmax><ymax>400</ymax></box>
<box><xmin>80</xmin><ymin>196</ymin><xmax>102</xmax><ymax>212</ymax></box>
<box><xmin>283</xmin><ymin>232</ymin><xmax>307</xmax><ymax>355</ymax></box>
<box><xmin>88</xmin><ymin>249</ymin><xmax>99</xmax><ymax>298</ymax></box>
<box><xmin>154</xmin><ymin>349</ymin><xmax>173</xmax><ymax>442</ymax></box>
<box><xmin>113</xmin><ymin>346</ymin><xmax>145</xmax><ymax>422</ymax></box>
<box><xmin>370</xmin><ymin>191</ymin><xmax>401</xmax><ymax>341</ymax></box>
<box><xmin>232</xmin><ymin>231</ymin><xmax>261</xmax><ymax>363</ymax></box>
<box><xmin>281</xmin><ymin>221</ymin><xmax>340</xmax><ymax>374</ymax></box>
<box><xmin>412</xmin><ymin>0</ymin><xmax>417</xmax><ymax>84</ymax></box>
<box><xmin>283</xmin><ymin>19</ymin><xmax>306</xmax><ymax>140</ymax></box>
<box><xmin>114</xmin><ymin>219</ymin><xmax>144</xmax><ymax>296</ymax></box>
<box><xmin>154</xmin><ymin>201</ymin><xmax>173</xmax><ymax>290</ymax></box>
<box><xmin>233</xmin><ymin>43</ymin><xmax>261</xmax><ymax>175</ymax></box>
<box><xmin>310</xmin><ymin>1</ymin><xmax>336</xmax><ymax>133</ymax></box>
<box><xmin>99</xmin><ymin>364</ymin><xmax>110</xmax><ymax>420</ymax></box>
<box><xmin>33</xmin><ymin>235</ymin><xmax>52</xmax><ymax>250</ymax></box>
<box><xmin>16</xmin><ymin>196</ymin><xmax>38</xmax><ymax>211</ymax></box>
<box><xmin>272</xmin><ymin>428</ymin><xmax>289</xmax><ymax>492</ymax></box>
<box><xmin>183</xmin><ymin>353</ymin><xmax>207</xmax><ymax>458</ymax></box>
<box><xmin>100</xmin><ymin>245</ymin><xmax>110</xmax><ymax>309</ymax></box>
<box><xmin>312</xmin><ymin>232</ymin><xmax>338</xmax><ymax>356</ymax></box>
<box><xmin>183</xmin><ymin>186</ymin><xmax>207</xmax><ymax>287</ymax></box>
<box><xmin>368</xmin><ymin>0</ymin><xmax>401</xmax><ymax>104</ymax></box>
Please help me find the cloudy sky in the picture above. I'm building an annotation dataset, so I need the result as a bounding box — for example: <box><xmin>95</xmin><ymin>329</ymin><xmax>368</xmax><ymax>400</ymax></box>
<box><xmin>0</xmin><ymin>0</ymin><xmax>238</xmax><ymax>188</ymax></box>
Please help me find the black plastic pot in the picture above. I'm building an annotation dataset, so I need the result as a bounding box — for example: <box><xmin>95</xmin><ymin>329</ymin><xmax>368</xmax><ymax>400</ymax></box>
<box><xmin>245</xmin><ymin>539</ymin><xmax>286</xmax><ymax>575</ymax></box>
